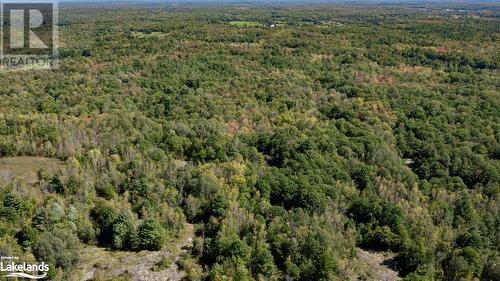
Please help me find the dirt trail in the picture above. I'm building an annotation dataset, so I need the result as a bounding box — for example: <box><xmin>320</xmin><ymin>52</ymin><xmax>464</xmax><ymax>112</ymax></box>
<box><xmin>355</xmin><ymin>248</ymin><xmax>401</xmax><ymax>281</ymax></box>
<box><xmin>71</xmin><ymin>223</ymin><xmax>195</xmax><ymax>281</ymax></box>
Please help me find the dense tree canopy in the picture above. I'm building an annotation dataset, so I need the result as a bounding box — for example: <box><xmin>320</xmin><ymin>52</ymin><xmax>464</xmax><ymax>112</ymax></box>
<box><xmin>0</xmin><ymin>2</ymin><xmax>498</xmax><ymax>281</ymax></box>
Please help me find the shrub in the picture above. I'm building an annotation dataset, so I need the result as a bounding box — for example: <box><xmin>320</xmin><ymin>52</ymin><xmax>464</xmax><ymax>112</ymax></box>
<box><xmin>91</xmin><ymin>200</ymin><xmax>118</xmax><ymax>245</ymax></box>
<box><xmin>34</xmin><ymin>226</ymin><xmax>79</xmax><ymax>269</ymax></box>
<box><xmin>137</xmin><ymin>219</ymin><xmax>166</xmax><ymax>251</ymax></box>
<box><xmin>112</xmin><ymin>213</ymin><xmax>136</xmax><ymax>250</ymax></box>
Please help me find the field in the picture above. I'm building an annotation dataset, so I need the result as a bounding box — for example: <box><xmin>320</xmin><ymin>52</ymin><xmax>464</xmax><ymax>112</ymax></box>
<box><xmin>229</xmin><ymin>21</ymin><xmax>263</xmax><ymax>27</ymax></box>
<box><xmin>0</xmin><ymin>2</ymin><xmax>498</xmax><ymax>281</ymax></box>
<box><xmin>0</xmin><ymin>157</ymin><xmax>64</xmax><ymax>184</ymax></box>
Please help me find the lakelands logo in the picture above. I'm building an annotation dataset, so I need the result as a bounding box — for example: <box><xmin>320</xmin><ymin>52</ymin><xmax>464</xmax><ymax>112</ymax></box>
<box><xmin>0</xmin><ymin>0</ymin><xmax>58</xmax><ymax>70</ymax></box>
<box><xmin>0</xmin><ymin>256</ymin><xmax>49</xmax><ymax>279</ymax></box>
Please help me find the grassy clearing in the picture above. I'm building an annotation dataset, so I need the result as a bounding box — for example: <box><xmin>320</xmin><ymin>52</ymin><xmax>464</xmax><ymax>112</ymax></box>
<box><xmin>151</xmin><ymin>255</ymin><xmax>175</xmax><ymax>272</ymax></box>
<box><xmin>229</xmin><ymin>21</ymin><xmax>263</xmax><ymax>27</ymax></box>
<box><xmin>354</xmin><ymin>248</ymin><xmax>400</xmax><ymax>281</ymax></box>
<box><xmin>130</xmin><ymin>31</ymin><xmax>168</xmax><ymax>38</ymax></box>
<box><xmin>0</xmin><ymin>156</ymin><xmax>64</xmax><ymax>184</ymax></box>
<box><xmin>70</xmin><ymin>224</ymin><xmax>195</xmax><ymax>281</ymax></box>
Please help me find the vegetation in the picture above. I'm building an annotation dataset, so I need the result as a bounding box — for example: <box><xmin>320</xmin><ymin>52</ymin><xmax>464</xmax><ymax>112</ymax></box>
<box><xmin>229</xmin><ymin>21</ymin><xmax>263</xmax><ymax>27</ymax></box>
<box><xmin>0</xmin><ymin>2</ymin><xmax>498</xmax><ymax>281</ymax></box>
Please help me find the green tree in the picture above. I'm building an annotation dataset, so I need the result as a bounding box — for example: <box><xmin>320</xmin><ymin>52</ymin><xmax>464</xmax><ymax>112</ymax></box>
<box><xmin>34</xmin><ymin>226</ymin><xmax>79</xmax><ymax>269</ymax></box>
<box><xmin>137</xmin><ymin>219</ymin><xmax>166</xmax><ymax>251</ymax></box>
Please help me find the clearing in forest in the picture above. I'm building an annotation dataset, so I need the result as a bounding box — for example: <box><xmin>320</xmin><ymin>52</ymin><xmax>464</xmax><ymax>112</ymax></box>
<box><xmin>355</xmin><ymin>248</ymin><xmax>401</xmax><ymax>281</ymax></box>
<box><xmin>70</xmin><ymin>224</ymin><xmax>195</xmax><ymax>281</ymax></box>
<box><xmin>0</xmin><ymin>156</ymin><xmax>64</xmax><ymax>184</ymax></box>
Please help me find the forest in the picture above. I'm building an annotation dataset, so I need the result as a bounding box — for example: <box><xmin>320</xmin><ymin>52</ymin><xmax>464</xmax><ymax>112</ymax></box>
<box><xmin>0</xmin><ymin>2</ymin><xmax>498</xmax><ymax>281</ymax></box>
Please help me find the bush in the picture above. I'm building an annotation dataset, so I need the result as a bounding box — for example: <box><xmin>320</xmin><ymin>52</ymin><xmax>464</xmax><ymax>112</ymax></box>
<box><xmin>91</xmin><ymin>200</ymin><xmax>118</xmax><ymax>245</ymax></box>
<box><xmin>112</xmin><ymin>213</ymin><xmax>136</xmax><ymax>250</ymax></box>
<box><xmin>177</xmin><ymin>254</ymin><xmax>205</xmax><ymax>281</ymax></box>
<box><xmin>77</xmin><ymin>219</ymin><xmax>96</xmax><ymax>243</ymax></box>
<box><xmin>0</xmin><ymin>193</ymin><xmax>23</xmax><ymax>222</ymax></box>
<box><xmin>15</xmin><ymin>225</ymin><xmax>38</xmax><ymax>249</ymax></box>
<box><xmin>252</xmin><ymin>243</ymin><xmax>276</xmax><ymax>277</ymax></box>
<box><xmin>96</xmin><ymin>182</ymin><xmax>116</xmax><ymax>200</ymax></box>
<box><xmin>397</xmin><ymin>239</ymin><xmax>433</xmax><ymax>275</ymax></box>
<box><xmin>362</xmin><ymin>225</ymin><xmax>399</xmax><ymax>251</ymax></box>
<box><xmin>481</xmin><ymin>252</ymin><xmax>500</xmax><ymax>281</ymax></box>
<box><xmin>137</xmin><ymin>219</ymin><xmax>166</xmax><ymax>251</ymax></box>
<box><xmin>34</xmin><ymin>226</ymin><xmax>79</xmax><ymax>269</ymax></box>
<box><xmin>0</xmin><ymin>141</ymin><xmax>14</xmax><ymax>156</ymax></box>
<box><xmin>444</xmin><ymin>247</ymin><xmax>482</xmax><ymax>281</ymax></box>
